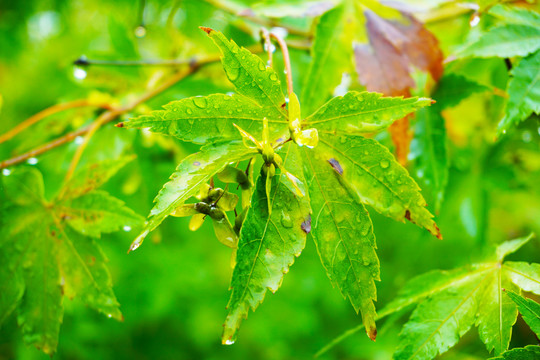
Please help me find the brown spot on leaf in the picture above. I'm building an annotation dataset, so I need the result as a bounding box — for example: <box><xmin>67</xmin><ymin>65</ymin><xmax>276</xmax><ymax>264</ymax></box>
<box><xmin>199</xmin><ymin>26</ymin><xmax>214</xmax><ymax>34</ymax></box>
<box><xmin>115</xmin><ymin>122</ymin><xmax>124</xmax><ymax>128</ymax></box>
<box><xmin>328</xmin><ymin>158</ymin><xmax>343</xmax><ymax>175</ymax></box>
<box><xmin>50</xmin><ymin>230</ymin><xmax>56</xmax><ymax>236</ymax></box>
<box><xmin>301</xmin><ymin>215</ymin><xmax>311</xmax><ymax>234</ymax></box>
<box><xmin>404</xmin><ymin>209</ymin><xmax>411</xmax><ymax>221</ymax></box>
<box><xmin>368</xmin><ymin>328</ymin><xmax>377</xmax><ymax>342</ymax></box>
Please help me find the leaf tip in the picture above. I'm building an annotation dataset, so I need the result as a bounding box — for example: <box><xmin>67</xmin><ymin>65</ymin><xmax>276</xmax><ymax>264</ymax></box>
<box><xmin>199</xmin><ymin>26</ymin><xmax>214</xmax><ymax>35</ymax></box>
<box><xmin>367</xmin><ymin>327</ymin><xmax>377</xmax><ymax>342</ymax></box>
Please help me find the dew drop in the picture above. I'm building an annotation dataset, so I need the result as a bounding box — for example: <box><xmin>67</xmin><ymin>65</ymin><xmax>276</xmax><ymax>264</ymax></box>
<box><xmin>2</xmin><ymin>168</ymin><xmax>11</xmax><ymax>176</ymax></box>
<box><xmin>107</xmin><ymin>314</ymin><xmax>112</xmax><ymax>318</ymax></box>
<box><xmin>362</xmin><ymin>256</ymin><xmax>370</xmax><ymax>266</ymax></box>
<box><xmin>74</xmin><ymin>136</ymin><xmax>84</xmax><ymax>145</ymax></box>
<box><xmin>27</xmin><ymin>157</ymin><xmax>38</xmax><ymax>165</ymax></box>
<box><xmin>227</xmin><ymin>67</ymin><xmax>240</xmax><ymax>81</ymax></box>
<box><xmin>258</xmin><ymin>62</ymin><xmax>266</xmax><ymax>71</ymax></box>
<box><xmin>193</xmin><ymin>97</ymin><xmax>208</xmax><ymax>108</ymax></box>
<box><xmin>380</xmin><ymin>160</ymin><xmax>390</xmax><ymax>169</ymax></box>
<box><xmin>73</xmin><ymin>67</ymin><xmax>87</xmax><ymax>80</ymax></box>
<box><xmin>123</xmin><ymin>225</ymin><xmax>132</xmax><ymax>232</ymax></box>
<box><xmin>280</xmin><ymin>211</ymin><xmax>293</xmax><ymax>228</ymax></box>
<box><xmin>269</xmin><ymin>73</ymin><xmax>278</xmax><ymax>81</ymax></box>
<box><xmin>134</xmin><ymin>25</ymin><xmax>147</xmax><ymax>38</ymax></box>
<box><xmin>186</xmin><ymin>108</ymin><xmax>193</xmax><ymax>115</ymax></box>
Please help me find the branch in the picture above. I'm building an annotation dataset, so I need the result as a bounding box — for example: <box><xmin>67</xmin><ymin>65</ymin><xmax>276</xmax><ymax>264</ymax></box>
<box><xmin>0</xmin><ymin>54</ymin><xmax>219</xmax><ymax>170</ymax></box>
<box><xmin>269</xmin><ymin>32</ymin><xmax>293</xmax><ymax>96</ymax></box>
<box><xmin>0</xmin><ymin>100</ymin><xmax>112</xmax><ymax>144</ymax></box>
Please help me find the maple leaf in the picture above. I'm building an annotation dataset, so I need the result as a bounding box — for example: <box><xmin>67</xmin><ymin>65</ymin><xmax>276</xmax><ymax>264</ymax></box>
<box><xmin>0</xmin><ymin>157</ymin><xmax>143</xmax><ymax>355</ymax></box>
<box><xmin>123</xmin><ymin>28</ymin><xmax>439</xmax><ymax>345</ymax></box>
<box><xmin>392</xmin><ymin>234</ymin><xmax>539</xmax><ymax>360</ymax></box>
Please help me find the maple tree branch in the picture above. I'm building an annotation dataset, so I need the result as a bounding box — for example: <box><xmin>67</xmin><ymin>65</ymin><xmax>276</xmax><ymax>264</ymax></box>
<box><xmin>0</xmin><ymin>52</ymin><xmax>228</xmax><ymax>170</ymax></box>
<box><xmin>74</xmin><ymin>57</ymin><xmax>193</xmax><ymax>67</ymax></box>
<box><xmin>204</xmin><ymin>0</ymin><xmax>310</xmax><ymax>38</ymax></box>
<box><xmin>0</xmin><ymin>100</ymin><xmax>112</xmax><ymax>144</ymax></box>
<box><xmin>0</xmin><ymin>43</ymin><xmax>272</xmax><ymax>171</ymax></box>
<box><xmin>269</xmin><ymin>33</ymin><xmax>293</xmax><ymax>96</ymax></box>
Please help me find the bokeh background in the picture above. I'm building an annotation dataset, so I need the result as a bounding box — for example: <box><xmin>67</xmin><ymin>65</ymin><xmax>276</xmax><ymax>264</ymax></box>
<box><xmin>0</xmin><ymin>0</ymin><xmax>539</xmax><ymax>359</ymax></box>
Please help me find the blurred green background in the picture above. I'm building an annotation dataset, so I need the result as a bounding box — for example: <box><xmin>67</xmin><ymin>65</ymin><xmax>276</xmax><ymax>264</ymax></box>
<box><xmin>0</xmin><ymin>0</ymin><xmax>539</xmax><ymax>359</ymax></box>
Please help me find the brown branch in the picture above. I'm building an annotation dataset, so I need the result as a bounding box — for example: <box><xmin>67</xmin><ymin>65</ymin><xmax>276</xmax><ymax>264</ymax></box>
<box><xmin>270</xmin><ymin>32</ymin><xmax>293</xmax><ymax>96</ymax></box>
<box><xmin>0</xmin><ymin>100</ymin><xmax>111</xmax><ymax>144</ymax></box>
<box><xmin>0</xmin><ymin>45</ymin><xmax>268</xmax><ymax>170</ymax></box>
<box><xmin>0</xmin><ymin>58</ymin><xmax>213</xmax><ymax>169</ymax></box>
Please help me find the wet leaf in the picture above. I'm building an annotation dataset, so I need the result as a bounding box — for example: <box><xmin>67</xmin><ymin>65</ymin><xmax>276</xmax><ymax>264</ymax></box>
<box><xmin>393</xmin><ymin>237</ymin><xmax>539</xmax><ymax>360</ymax></box>
<box><xmin>202</xmin><ymin>28</ymin><xmax>287</xmax><ymax>117</ymax></box>
<box><xmin>123</xmin><ymin>94</ymin><xmax>287</xmax><ymax>144</ymax></box>
<box><xmin>0</xmin><ymin>164</ymin><xmax>139</xmax><ymax>354</ymax></box>
<box><xmin>222</xmin><ymin>144</ymin><xmax>310</xmax><ymax>344</ymax></box>
<box><xmin>302</xmin><ymin>146</ymin><xmax>379</xmax><ymax>340</ymax></box>
<box><xmin>130</xmin><ymin>141</ymin><xmax>257</xmax><ymax>251</ymax></box>
<box><xmin>317</xmin><ymin>133</ymin><xmax>441</xmax><ymax>238</ymax></box>
<box><xmin>305</xmin><ymin>91</ymin><xmax>432</xmax><ymax>135</ymax></box>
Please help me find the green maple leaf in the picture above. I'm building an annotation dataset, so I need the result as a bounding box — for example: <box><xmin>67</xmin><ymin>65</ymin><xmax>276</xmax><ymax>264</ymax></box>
<box><xmin>392</xmin><ymin>234</ymin><xmax>539</xmax><ymax>360</ymax></box>
<box><xmin>497</xmin><ymin>50</ymin><xmax>540</xmax><ymax>136</ymax></box>
<box><xmin>0</xmin><ymin>158</ymin><xmax>143</xmax><ymax>355</ymax></box>
<box><xmin>506</xmin><ymin>291</ymin><xmax>540</xmax><ymax>338</ymax></box>
<box><xmin>458</xmin><ymin>5</ymin><xmax>540</xmax><ymax>59</ymax></box>
<box><xmin>123</xmin><ymin>28</ymin><xmax>437</xmax><ymax>344</ymax></box>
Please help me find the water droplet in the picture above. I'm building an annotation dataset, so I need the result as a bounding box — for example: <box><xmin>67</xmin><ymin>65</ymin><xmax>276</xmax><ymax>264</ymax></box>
<box><xmin>269</xmin><ymin>73</ymin><xmax>278</xmax><ymax>81</ymax></box>
<box><xmin>522</xmin><ymin>130</ymin><xmax>532</xmax><ymax>143</ymax></box>
<box><xmin>469</xmin><ymin>13</ymin><xmax>480</xmax><ymax>27</ymax></box>
<box><xmin>361</xmin><ymin>226</ymin><xmax>369</xmax><ymax>236</ymax></box>
<box><xmin>226</xmin><ymin>67</ymin><xmax>240</xmax><ymax>81</ymax></box>
<box><xmin>380</xmin><ymin>160</ymin><xmax>390</xmax><ymax>169</ymax></box>
<box><xmin>123</xmin><ymin>225</ymin><xmax>131</xmax><ymax>232</ymax></box>
<box><xmin>2</xmin><ymin>169</ymin><xmax>11</xmax><ymax>176</ymax></box>
<box><xmin>27</xmin><ymin>157</ymin><xmax>38</xmax><ymax>165</ymax></box>
<box><xmin>134</xmin><ymin>25</ymin><xmax>146</xmax><ymax>38</ymax></box>
<box><xmin>73</xmin><ymin>67</ymin><xmax>87</xmax><ymax>80</ymax></box>
<box><xmin>193</xmin><ymin>97</ymin><xmax>208</xmax><ymax>108</ymax></box>
<box><xmin>186</xmin><ymin>108</ymin><xmax>193</xmax><ymax>115</ymax></box>
<box><xmin>362</xmin><ymin>256</ymin><xmax>370</xmax><ymax>266</ymax></box>
<box><xmin>280</xmin><ymin>211</ymin><xmax>293</xmax><ymax>228</ymax></box>
<box><xmin>74</xmin><ymin>136</ymin><xmax>84</xmax><ymax>145</ymax></box>
<box><xmin>107</xmin><ymin>314</ymin><xmax>112</xmax><ymax>318</ymax></box>
<box><xmin>231</xmin><ymin>46</ymin><xmax>239</xmax><ymax>54</ymax></box>
<box><xmin>188</xmin><ymin>119</ymin><xmax>194</xmax><ymax>125</ymax></box>
<box><xmin>258</xmin><ymin>62</ymin><xmax>265</xmax><ymax>71</ymax></box>
<box><xmin>225</xmin><ymin>339</ymin><xmax>235</xmax><ymax>345</ymax></box>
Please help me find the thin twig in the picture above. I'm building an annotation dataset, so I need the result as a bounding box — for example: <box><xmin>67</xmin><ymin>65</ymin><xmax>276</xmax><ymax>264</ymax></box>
<box><xmin>269</xmin><ymin>32</ymin><xmax>293</xmax><ymax>96</ymax></box>
<box><xmin>0</xmin><ymin>100</ymin><xmax>111</xmax><ymax>144</ymax></box>
<box><xmin>0</xmin><ymin>44</ymin><xmax>268</xmax><ymax>170</ymax></box>
<box><xmin>0</xmin><ymin>55</ymin><xmax>215</xmax><ymax>169</ymax></box>
<box><xmin>74</xmin><ymin>57</ymin><xmax>192</xmax><ymax>67</ymax></box>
